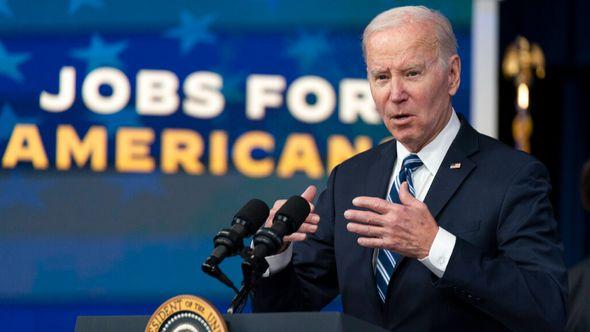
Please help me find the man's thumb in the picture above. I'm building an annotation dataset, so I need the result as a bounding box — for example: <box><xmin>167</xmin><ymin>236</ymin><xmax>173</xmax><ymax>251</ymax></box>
<box><xmin>398</xmin><ymin>181</ymin><xmax>415</xmax><ymax>205</ymax></box>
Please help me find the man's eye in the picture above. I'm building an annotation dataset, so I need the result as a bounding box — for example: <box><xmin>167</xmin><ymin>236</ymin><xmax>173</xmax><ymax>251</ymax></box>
<box><xmin>376</xmin><ymin>75</ymin><xmax>388</xmax><ymax>81</ymax></box>
<box><xmin>406</xmin><ymin>71</ymin><xmax>420</xmax><ymax>77</ymax></box>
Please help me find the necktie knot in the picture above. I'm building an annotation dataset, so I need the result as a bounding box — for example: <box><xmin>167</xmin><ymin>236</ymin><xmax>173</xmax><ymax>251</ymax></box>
<box><xmin>402</xmin><ymin>154</ymin><xmax>423</xmax><ymax>172</ymax></box>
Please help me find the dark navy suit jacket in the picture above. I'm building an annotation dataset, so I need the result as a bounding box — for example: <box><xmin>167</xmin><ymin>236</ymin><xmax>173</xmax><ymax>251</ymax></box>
<box><xmin>253</xmin><ymin>117</ymin><xmax>568</xmax><ymax>331</ymax></box>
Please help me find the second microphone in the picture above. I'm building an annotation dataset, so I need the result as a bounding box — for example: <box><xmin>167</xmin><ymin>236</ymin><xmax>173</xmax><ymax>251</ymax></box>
<box><xmin>250</xmin><ymin>195</ymin><xmax>311</xmax><ymax>262</ymax></box>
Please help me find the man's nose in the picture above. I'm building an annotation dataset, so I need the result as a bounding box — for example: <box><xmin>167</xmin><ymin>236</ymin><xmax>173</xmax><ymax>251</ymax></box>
<box><xmin>389</xmin><ymin>77</ymin><xmax>408</xmax><ymax>103</ymax></box>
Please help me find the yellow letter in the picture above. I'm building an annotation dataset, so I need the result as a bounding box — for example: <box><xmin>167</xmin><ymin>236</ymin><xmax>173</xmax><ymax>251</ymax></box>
<box><xmin>232</xmin><ymin>131</ymin><xmax>274</xmax><ymax>178</ymax></box>
<box><xmin>327</xmin><ymin>135</ymin><xmax>372</xmax><ymax>173</ymax></box>
<box><xmin>276</xmin><ymin>133</ymin><xmax>323</xmax><ymax>179</ymax></box>
<box><xmin>2</xmin><ymin>124</ymin><xmax>48</xmax><ymax>169</ymax></box>
<box><xmin>209</xmin><ymin>130</ymin><xmax>228</xmax><ymax>176</ymax></box>
<box><xmin>161</xmin><ymin>129</ymin><xmax>205</xmax><ymax>174</ymax></box>
<box><xmin>116</xmin><ymin>127</ymin><xmax>155</xmax><ymax>173</ymax></box>
<box><xmin>56</xmin><ymin>125</ymin><xmax>107</xmax><ymax>171</ymax></box>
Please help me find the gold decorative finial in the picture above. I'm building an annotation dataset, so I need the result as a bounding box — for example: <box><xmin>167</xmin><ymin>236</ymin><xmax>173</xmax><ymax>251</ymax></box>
<box><xmin>502</xmin><ymin>36</ymin><xmax>545</xmax><ymax>153</ymax></box>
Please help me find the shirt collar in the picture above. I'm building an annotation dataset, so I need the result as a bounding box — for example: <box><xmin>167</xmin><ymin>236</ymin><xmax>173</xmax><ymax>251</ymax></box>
<box><xmin>396</xmin><ymin>109</ymin><xmax>461</xmax><ymax>176</ymax></box>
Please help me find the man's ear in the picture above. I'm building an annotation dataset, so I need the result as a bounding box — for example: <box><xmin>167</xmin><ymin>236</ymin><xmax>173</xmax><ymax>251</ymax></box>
<box><xmin>448</xmin><ymin>55</ymin><xmax>461</xmax><ymax>96</ymax></box>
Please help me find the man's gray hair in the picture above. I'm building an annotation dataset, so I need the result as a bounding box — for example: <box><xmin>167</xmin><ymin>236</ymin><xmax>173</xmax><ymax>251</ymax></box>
<box><xmin>362</xmin><ymin>6</ymin><xmax>458</xmax><ymax>65</ymax></box>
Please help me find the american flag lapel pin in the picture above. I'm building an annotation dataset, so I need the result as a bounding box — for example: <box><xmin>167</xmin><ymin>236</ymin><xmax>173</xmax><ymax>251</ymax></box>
<box><xmin>450</xmin><ymin>162</ymin><xmax>461</xmax><ymax>169</ymax></box>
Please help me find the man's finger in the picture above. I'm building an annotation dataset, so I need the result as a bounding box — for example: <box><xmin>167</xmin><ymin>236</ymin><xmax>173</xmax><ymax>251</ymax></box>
<box><xmin>297</xmin><ymin>222</ymin><xmax>318</xmax><ymax>233</ymax></box>
<box><xmin>272</xmin><ymin>199</ymin><xmax>287</xmax><ymax>209</ymax></box>
<box><xmin>346</xmin><ymin>222</ymin><xmax>381</xmax><ymax>237</ymax></box>
<box><xmin>301</xmin><ymin>185</ymin><xmax>317</xmax><ymax>203</ymax></box>
<box><xmin>344</xmin><ymin>209</ymin><xmax>385</xmax><ymax>225</ymax></box>
<box><xmin>284</xmin><ymin>233</ymin><xmax>306</xmax><ymax>242</ymax></box>
<box><xmin>352</xmin><ymin>196</ymin><xmax>391</xmax><ymax>214</ymax></box>
<box><xmin>398</xmin><ymin>181</ymin><xmax>417</xmax><ymax>206</ymax></box>
<box><xmin>264</xmin><ymin>212</ymin><xmax>275</xmax><ymax>227</ymax></box>
<box><xmin>304</xmin><ymin>213</ymin><xmax>320</xmax><ymax>225</ymax></box>
<box><xmin>357</xmin><ymin>237</ymin><xmax>384</xmax><ymax>248</ymax></box>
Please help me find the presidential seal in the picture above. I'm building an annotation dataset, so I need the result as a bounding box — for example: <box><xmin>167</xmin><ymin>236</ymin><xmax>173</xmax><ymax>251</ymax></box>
<box><xmin>145</xmin><ymin>295</ymin><xmax>228</xmax><ymax>332</ymax></box>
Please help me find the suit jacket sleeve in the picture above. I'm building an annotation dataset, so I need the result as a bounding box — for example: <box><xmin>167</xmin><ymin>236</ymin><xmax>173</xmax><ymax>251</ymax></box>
<box><xmin>434</xmin><ymin>160</ymin><xmax>568</xmax><ymax>331</ymax></box>
<box><xmin>252</xmin><ymin>165</ymin><xmax>340</xmax><ymax>312</ymax></box>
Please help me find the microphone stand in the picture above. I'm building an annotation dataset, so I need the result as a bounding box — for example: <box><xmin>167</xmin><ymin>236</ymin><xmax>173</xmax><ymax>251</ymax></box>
<box><xmin>226</xmin><ymin>248</ymin><xmax>269</xmax><ymax>314</ymax></box>
<box><xmin>202</xmin><ymin>257</ymin><xmax>240</xmax><ymax>294</ymax></box>
<box><xmin>202</xmin><ymin>242</ymin><xmax>268</xmax><ymax>314</ymax></box>
<box><xmin>202</xmin><ymin>241</ymin><xmax>245</xmax><ymax>294</ymax></box>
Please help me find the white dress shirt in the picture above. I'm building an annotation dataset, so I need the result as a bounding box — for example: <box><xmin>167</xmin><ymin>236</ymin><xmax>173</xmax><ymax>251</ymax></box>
<box><xmin>262</xmin><ymin>110</ymin><xmax>461</xmax><ymax>279</ymax></box>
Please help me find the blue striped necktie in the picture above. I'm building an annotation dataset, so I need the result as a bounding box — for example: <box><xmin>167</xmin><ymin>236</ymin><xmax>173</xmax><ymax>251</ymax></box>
<box><xmin>375</xmin><ymin>154</ymin><xmax>423</xmax><ymax>302</ymax></box>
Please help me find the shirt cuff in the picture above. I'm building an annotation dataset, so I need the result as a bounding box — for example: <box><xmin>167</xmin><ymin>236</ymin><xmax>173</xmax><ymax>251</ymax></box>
<box><xmin>249</xmin><ymin>240</ymin><xmax>293</xmax><ymax>277</ymax></box>
<box><xmin>418</xmin><ymin>227</ymin><xmax>456</xmax><ymax>278</ymax></box>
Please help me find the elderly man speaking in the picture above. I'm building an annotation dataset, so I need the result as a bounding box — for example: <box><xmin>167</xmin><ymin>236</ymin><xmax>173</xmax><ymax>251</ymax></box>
<box><xmin>252</xmin><ymin>6</ymin><xmax>567</xmax><ymax>331</ymax></box>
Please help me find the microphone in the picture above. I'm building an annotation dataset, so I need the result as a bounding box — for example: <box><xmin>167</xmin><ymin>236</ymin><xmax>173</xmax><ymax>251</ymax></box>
<box><xmin>205</xmin><ymin>199</ymin><xmax>269</xmax><ymax>266</ymax></box>
<box><xmin>251</xmin><ymin>195</ymin><xmax>311</xmax><ymax>261</ymax></box>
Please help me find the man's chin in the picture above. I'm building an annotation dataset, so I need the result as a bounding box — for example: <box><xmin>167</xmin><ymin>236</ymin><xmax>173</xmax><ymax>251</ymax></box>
<box><xmin>392</xmin><ymin>135</ymin><xmax>419</xmax><ymax>151</ymax></box>
<box><xmin>391</xmin><ymin>129</ymin><xmax>416</xmax><ymax>143</ymax></box>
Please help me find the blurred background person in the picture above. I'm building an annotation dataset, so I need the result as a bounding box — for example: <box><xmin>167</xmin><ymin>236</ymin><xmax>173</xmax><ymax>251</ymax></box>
<box><xmin>566</xmin><ymin>160</ymin><xmax>590</xmax><ymax>331</ymax></box>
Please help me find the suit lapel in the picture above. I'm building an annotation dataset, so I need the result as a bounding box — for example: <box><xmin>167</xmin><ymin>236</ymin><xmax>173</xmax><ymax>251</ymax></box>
<box><xmin>423</xmin><ymin>116</ymin><xmax>479</xmax><ymax>219</ymax></box>
<box><xmin>424</xmin><ymin>151</ymin><xmax>474</xmax><ymax>219</ymax></box>
<box><xmin>364</xmin><ymin>140</ymin><xmax>397</xmax><ymax>200</ymax></box>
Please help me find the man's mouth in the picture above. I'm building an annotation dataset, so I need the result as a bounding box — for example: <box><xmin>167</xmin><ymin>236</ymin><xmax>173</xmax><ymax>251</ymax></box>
<box><xmin>393</xmin><ymin>114</ymin><xmax>413</xmax><ymax>121</ymax></box>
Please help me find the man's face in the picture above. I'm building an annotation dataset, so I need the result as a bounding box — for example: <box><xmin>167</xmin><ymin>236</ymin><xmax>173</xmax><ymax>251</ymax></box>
<box><xmin>365</xmin><ymin>22</ymin><xmax>460</xmax><ymax>152</ymax></box>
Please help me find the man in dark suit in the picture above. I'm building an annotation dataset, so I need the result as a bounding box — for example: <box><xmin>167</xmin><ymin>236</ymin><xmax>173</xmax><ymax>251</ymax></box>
<box><xmin>252</xmin><ymin>6</ymin><xmax>567</xmax><ymax>331</ymax></box>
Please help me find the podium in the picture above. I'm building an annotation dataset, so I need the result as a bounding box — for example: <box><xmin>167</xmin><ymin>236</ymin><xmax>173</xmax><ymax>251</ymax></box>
<box><xmin>75</xmin><ymin>312</ymin><xmax>389</xmax><ymax>332</ymax></box>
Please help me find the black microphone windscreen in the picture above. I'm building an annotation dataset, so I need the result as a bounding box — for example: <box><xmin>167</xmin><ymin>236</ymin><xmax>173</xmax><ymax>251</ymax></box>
<box><xmin>275</xmin><ymin>196</ymin><xmax>311</xmax><ymax>234</ymax></box>
<box><xmin>234</xmin><ymin>199</ymin><xmax>270</xmax><ymax>234</ymax></box>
